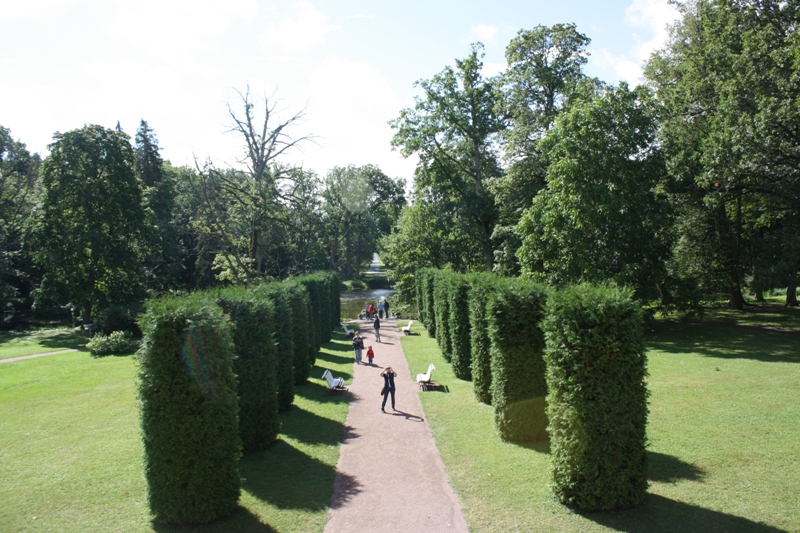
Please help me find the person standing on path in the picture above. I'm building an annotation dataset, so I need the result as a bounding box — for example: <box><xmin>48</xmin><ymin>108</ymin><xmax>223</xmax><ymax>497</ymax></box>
<box><xmin>380</xmin><ymin>366</ymin><xmax>397</xmax><ymax>412</ymax></box>
<box><xmin>384</xmin><ymin>298</ymin><xmax>390</xmax><ymax>318</ymax></box>
<box><xmin>378</xmin><ymin>299</ymin><xmax>385</xmax><ymax>319</ymax></box>
<box><xmin>373</xmin><ymin>315</ymin><xmax>381</xmax><ymax>343</ymax></box>
<box><xmin>366</xmin><ymin>345</ymin><xmax>375</xmax><ymax>366</ymax></box>
<box><xmin>352</xmin><ymin>332</ymin><xmax>364</xmax><ymax>364</ymax></box>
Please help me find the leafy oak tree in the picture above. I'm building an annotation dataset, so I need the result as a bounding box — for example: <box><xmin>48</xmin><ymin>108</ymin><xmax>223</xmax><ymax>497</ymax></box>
<box><xmin>30</xmin><ymin>125</ymin><xmax>153</xmax><ymax>323</ymax></box>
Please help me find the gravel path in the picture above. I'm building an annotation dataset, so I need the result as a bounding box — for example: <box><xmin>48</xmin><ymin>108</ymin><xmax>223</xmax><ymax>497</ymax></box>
<box><xmin>324</xmin><ymin>318</ymin><xmax>469</xmax><ymax>533</ymax></box>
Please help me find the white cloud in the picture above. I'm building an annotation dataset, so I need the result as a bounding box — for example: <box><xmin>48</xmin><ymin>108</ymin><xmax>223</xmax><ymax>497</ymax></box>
<box><xmin>259</xmin><ymin>1</ymin><xmax>341</xmax><ymax>57</ymax></box>
<box><xmin>591</xmin><ymin>49</ymin><xmax>645</xmax><ymax>86</ymax></box>
<box><xmin>472</xmin><ymin>24</ymin><xmax>498</xmax><ymax>43</ymax></box>
<box><xmin>0</xmin><ymin>0</ymin><xmax>85</xmax><ymax>20</ymax></box>
<box><xmin>343</xmin><ymin>13</ymin><xmax>375</xmax><ymax>20</ymax></box>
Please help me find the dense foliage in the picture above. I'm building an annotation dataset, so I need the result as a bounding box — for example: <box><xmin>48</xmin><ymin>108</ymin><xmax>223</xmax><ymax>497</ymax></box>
<box><xmin>433</xmin><ymin>271</ymin><xmax>453</xmax><ymax>360</ymax></box>
<box><xmin>137</xmin><ymin>296</ymin><xmax>241</xmax><ymax>524</ymax></box>
<box><xmin>543</xmin><ymin>283</ymin><xmax>649</xmax><ymax>511</ymax></box>
<box><xmin>448</xmin><ymin>273</ymin><xmax>472</xmax><ymax>380</ymax></box>
<box><xmin>256</xmin><ymin>282</ymin><xmax>296</xmax><ymax>412</ymax></box>
<box><xmin>468</xmin><ymin>272</ymin><xmax>500</xmax><ymax>404</ymax></box>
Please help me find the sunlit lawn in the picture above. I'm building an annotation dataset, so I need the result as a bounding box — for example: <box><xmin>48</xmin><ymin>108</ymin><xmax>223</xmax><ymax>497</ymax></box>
<box><xmin>0</xmin><ymin>328</ymin><xmax>88</xmax><ymax>360</ymax></box>
<box><xmin>0</xmin><ymin>332</ymin><xmax>354</xmax><ymax>533</ymax></box>
<box><xmin>401</xmin><ymin>316</ymin><xmax>800</xmax><ymax>532</ymax></box>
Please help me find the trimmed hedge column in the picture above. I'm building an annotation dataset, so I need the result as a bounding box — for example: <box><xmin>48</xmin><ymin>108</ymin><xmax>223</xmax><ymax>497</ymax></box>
<box><xmin>488</xmin><ymin>279</ymin><xmax>549</xmax><ymax>443</ymax></box>
<box><xmin>296</xmin><ymin>275</ymin><xmax>322</xmax><ymax>355</ymax></box>
<box><xmin>421</xmin><ymin>269</ymin><xmax>437</xmax><ymax>338</ymax></box>
<box><xmin>468</xmin><ymin>272</ymin><xmax>498</xmax><ymax>404</ymax></box>
<box><xmin>257</xmin><ymin>282</ymin><xmax>295</xmax><ymax>412</ymax></box>
<box><xmin>285</xmin><ymin>281</ymin><xmax>313</xmax><ymax>385</ymax></box>
<box><xmin>215</xmin><ymin>287</ymin><xmax>279</xmax><ymax>453</ymax></box>
<box><xmin>433</xmin><ymin>271</ymin><xmax>453</xmax><ymax>361</ymax></box>
<box><xmin>137</xmin><ymin>296</ymin><xmax>240</xmax><ymax>524</ymax></box>
<box><xmin>543</xmin><ymin>283</ymin><xmax>649</xmax><ymax>511</ymax></box>
<box><xmin>448</xmin><ymin>273</ymin><xmax>472</xmax><ymax>380</ymax></box>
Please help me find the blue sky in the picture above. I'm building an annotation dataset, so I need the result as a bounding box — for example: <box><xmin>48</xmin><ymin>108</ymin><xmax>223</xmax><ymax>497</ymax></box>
<box><xmin>0</xmin><ymin>0</ymin><xmax>680</xmax><ymax>181</ymax></box>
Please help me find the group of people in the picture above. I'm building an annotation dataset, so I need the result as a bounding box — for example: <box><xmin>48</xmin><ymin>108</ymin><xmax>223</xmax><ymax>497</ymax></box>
<box><xmin>351</xmin><ymin>315</ymin><xmax>396</xmax><ymax>412</ymax></box>
<box><xmin>364</xmin><ymin>297</ymin><xmax>390</xmax><ymax>320</ymax></box>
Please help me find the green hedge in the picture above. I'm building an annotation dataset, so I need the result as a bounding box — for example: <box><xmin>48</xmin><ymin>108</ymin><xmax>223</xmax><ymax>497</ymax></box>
<box><xmin>256</xmin><ymin>283</ymin><xmax>295</xmax><ymax>412</ymax></box>
<box><xmin>315</xmin><ymin>272</ymin><xmax>333</xmax><ymax>343</ymax></box>
<box><xmin>543</xmin><ymin>283</ymin><xmax>649</xmax><ymax>511</ymax></box>
<box><xmin>488</xmin><ymin>279</ymin><xmax>549</xmax><ymax>443</ymax></box>
<box><xmin>285</xmin><ymin>281</ymin><xmax>313</xmax><ymax>386</ymax></box>
<box><xmin>421</xmin><ymin>269</ymin><xmax>437</xmax><ymax>338</ymax></box>
<box><xmin>448</xmin><ymin>273</ymin><xmax>472</xmax><ymax>380</ymax></box>
<box><xmin>137</xmin><ymin>296</ymin><xmax>240</xmax><ymax>524</ymax></box>
<box><xmin>215</xmin><ymin>287</ymin><xmax>279</xmax><ymax>452</ymax></box>
<box><xmin>433</xmin><ymin>271</ymin><xmax>453</xmax><ymax>361</ymax></box>
<box><xmin>468</xmin><ymin>272</ymin><xmax>499</xmax><ymax>404</ymax></box>
<box><xmin>415</xmin><ymin>270</ymin><xmax>426</xmax><ymax>324</ymax></box>
<box><xmin>296</xmin><ymin>275</ymin><xmax>321</xmax><ymax>355</ymax></box>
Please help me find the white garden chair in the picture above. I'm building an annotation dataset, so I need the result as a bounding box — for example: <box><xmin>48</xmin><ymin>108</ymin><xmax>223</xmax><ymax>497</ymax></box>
<box><xmin>416</xmin><ymin>364</ymin><xmax>436</xmax><ymax>389</ymax></box>
<box><xmin>401</xmin><ymin>320</ymin><xmax>414</xmax><ymax>335</ymax></box>
<box><xmin>342</xmin><ymin>324</ymin><xmax>354</xmax><ymax>336</ymax></box>
<box><xmin>322</xmin><ymin>369</ymin><xmax>347</xmax><ymax>391</ymax></box>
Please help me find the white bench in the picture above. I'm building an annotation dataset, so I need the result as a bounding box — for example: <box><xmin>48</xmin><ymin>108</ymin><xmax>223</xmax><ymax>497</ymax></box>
<box><xmin>401</xmin><ymin>320</ymin><xmax>414</xmax><ymax>335</ymax></box>
<box><xmin>342</xmin><ymin>325</ymin><xmax>354</xmax><ymax>336</ymax></box>
<box><xmin>416</xmin><ymin>364</ymin><xmax>435</xmax><ymax>389</ymax></box>
<box><xmin>322</xmin><ymin>369</ymin><xmax>346</xmax><ymax>391</ymax></box>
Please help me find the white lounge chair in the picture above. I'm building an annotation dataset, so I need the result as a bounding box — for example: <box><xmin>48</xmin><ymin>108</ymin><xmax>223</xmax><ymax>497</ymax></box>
<box><xmin>401</xmin><ymin>320</ymin><xmax>414</xmax><ymax>335</ymax></box>
<box><xmin>416</xmin><ymin>364</ymin><xmax>435</xmax><ymax>389</ymax></box>
<box><xmin>342</xmin><ymin>324</ymin><xmax>354</xmax><ymax>336</ymax></box>
<box><xmin>322</xmin><ymin>369</ymin><xmax>347</xmax><ymax>391</ymax></box>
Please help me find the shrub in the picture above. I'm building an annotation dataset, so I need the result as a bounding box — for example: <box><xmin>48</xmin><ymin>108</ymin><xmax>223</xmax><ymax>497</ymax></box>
<box><xmin>468</xmin><ymin>272</ymin><xmax>499</xmax><ymax>404</ymax></box>
<box><xmin>88</xmin><ymin>330</ymin><xmax>134</xmax><ymax>356</ymax></box>
<box><xmin>415</xmin><ymin>269</ymin><xmax>428</xmax><ymax>325</ymax></box>
<box><xmin>285</xmin><ymin>281</ymin><xmax>313</xmax><ymax>386</ymax></box>
<box><xmin>214</xmin><ymin>287</ymin><xmax>279</xmax><ymax>453</ymax></box>
<box><xmin>543</xmin><ymin>283</ymin><xmax>649</xmax><ymax>511</ymax></box>
<box><xmin>137</xmin><ymin>295</ymin><xmax>240</xmax><ymax>524</ymax></box>
<box><xmin>433</xmin><ymin>271</ymin><xmax>453</xmax><ymax>361</ymax></box>
<box><xmin>296</xmin><ymin>275</ymin><xmax>322</xmax><ymax>355</ymax></box>
<box><xmin>421</xmin><ymin>269</ymin><xmax>437</xmax><ymax>338</ymax></box>
<box><xmin>315</xmin><ymin>272</ymin><xmax>333</xmax><ymax>343</ymax></box>
<box><xmin>488</xmin><ymin>279</ymin><xmax>549</xmax><ymax>443</ymax></box>
<box><xmin>448</xmin><ymin>273</ymin><xmax>472</xmax><ymax>380</ymax></box>
<box><xmin>93</xmin><ymin>303</ymin><xmax>143</xmax><ymax>336</ymax></box>
<box><xmin>256</xmin><ymin>283</ymin><xmax>295</xmax><ymax>412</ymax></box>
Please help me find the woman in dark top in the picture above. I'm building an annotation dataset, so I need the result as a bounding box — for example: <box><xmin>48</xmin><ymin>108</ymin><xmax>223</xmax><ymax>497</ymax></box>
<box><xmin>380</xmin><ymin>366</ymin><xmax>397</xmax><ymax>412</ymax></box>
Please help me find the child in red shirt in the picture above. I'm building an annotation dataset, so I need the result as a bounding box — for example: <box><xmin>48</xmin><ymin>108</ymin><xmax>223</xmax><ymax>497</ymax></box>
<box><xmin>366</xmin><ymin>345</ymin><xmax>375</xmax><ymax>366</ymax></box>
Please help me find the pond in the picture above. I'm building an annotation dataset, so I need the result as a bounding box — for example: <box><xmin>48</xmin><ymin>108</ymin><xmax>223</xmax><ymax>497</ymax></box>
<box><xmin>340</xmin><ymin>288</ymin><xmax>397</xmax><ymax>321</ymax></box>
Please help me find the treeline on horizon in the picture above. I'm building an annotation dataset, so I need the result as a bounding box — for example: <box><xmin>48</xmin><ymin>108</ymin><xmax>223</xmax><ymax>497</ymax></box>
<box><xmin>383</xmin><ymin>0</ymin><xmax>800</xmax><ymax>315</ymax></box>
<box><xmin>2</xmin><ymin>0</ymin><xmax>798</xmax><ymax>328</ymax></box>
<box><xmin>0</xmin><ymin>92</ymin><xmax>406</xmax><ymax>327</ymax></box>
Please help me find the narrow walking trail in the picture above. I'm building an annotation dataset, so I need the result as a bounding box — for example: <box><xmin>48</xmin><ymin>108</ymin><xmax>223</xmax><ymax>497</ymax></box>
<box><xmin>324</xmin><ymin>318</ymin><xmax>469</xmax><ymax>533</ymax></box>
<box><xmin>0</xmin><ymin>349</ymin><xmax>79</xmax><ymax>364</ymax></box>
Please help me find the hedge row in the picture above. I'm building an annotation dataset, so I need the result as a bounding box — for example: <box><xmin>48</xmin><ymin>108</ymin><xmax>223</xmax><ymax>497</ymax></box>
<box><xmin>412</xmin><ymin>270</ymin><xmax>649</xmax><ymax>511</ymax></box>
<box><xmin>137</xmin><ymin>272</ymin><xmax>340</xmax><ymax>525</ymax></box>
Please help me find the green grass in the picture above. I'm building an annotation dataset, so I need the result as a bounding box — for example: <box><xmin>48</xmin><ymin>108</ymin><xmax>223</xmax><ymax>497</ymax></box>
<box><xmin>0</xmin><ymin>331</ymin><xmax>354</xmax><ymax>532</ymax></box>
<box><xmin>401</xmin><ymin>321</ymin><xmax>800</xmax><ymax>532</ymax></box>
<box><xmin>0</xmin><ymin>328</ymin><xmax>88</xmax><ymax>360</ymax></box>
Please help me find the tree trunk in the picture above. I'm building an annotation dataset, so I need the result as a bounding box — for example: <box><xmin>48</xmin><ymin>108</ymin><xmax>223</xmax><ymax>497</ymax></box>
<box><xmin>786</xmin><ymin>270</ymin><xmax>798</xmax><ymax>307</ymax></box>
<box><xmin>729</xmin><ymin>285</ymin><xmax>745</xmax><ymax>310</ymax></box>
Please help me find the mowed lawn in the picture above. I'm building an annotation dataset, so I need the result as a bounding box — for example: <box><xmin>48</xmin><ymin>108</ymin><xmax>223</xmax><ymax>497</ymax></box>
<box><xmin>0</xmin><ymin>332</ymin><xmax>355</xmax><ymax>533</ymax></box>
<box><xmin>400</xmin><ymin>317</ymin><xmax>800</xmax><ymax>533</ymax></box>
<box><xmin>0</xmin><ymin>328</ymin><xmax>88</xmax><ymax>360</ymax></box>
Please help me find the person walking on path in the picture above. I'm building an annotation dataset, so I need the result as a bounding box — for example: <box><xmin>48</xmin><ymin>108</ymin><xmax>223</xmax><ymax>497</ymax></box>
<box><xmin>373</xmin><ymin>315</ymin><xmax>381</xmax><ymax>343</ymax></box>
<box><xmin>366</xmin><ymin>345</ymin><xmax>375</xmax><ymax>366</ymax></box>
<box><xmin>378</xmin><ymin>299</ymin><xmax>385</xmax><ymax>319</ymax></box>
<box><xmin>380</xmin><ymin>366</ymin><xmax>397</xmax><ymax>412</ymax></box>
<box><xmin>352</xmin><ymin>332</ymin><xmax>364</xmax><ymax>364</ymax></box>
<box><xmin>384</xmin><ymin>299</ymin><xmax>390</xmax><ymax>318</ymax></box>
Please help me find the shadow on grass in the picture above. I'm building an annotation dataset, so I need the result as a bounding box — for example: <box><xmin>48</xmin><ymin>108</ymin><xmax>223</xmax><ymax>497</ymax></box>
<box><xmin>648</xmin><ymin>323</ymin><xmax>800</xmax><ymax>364</ymax></box>
<box><xmin>152</xmin><ymin>505</ymin><xmax>277</xmax><ymax>533</ymax></box>
<box><xmin>516</xmin><ymin>439</ymin><xmax>551</xmax><ymax>454</ymax></box>
<box><xmin>240</xmin><ymin>440</ymin><xmax>338</xmax><ymax>512</ymax></box>
<box><xmin>581</xmin><ymin>493</ymin><xmax>787</xmax><ymax>533</ymax></box>
<box><xmin>648</xmin><ymin>451</ymin><xmax>705</xmax><ymax>483</ymax></box>
<box><xmin>0</xmin><ymin>329</ymin><xmax>88</xmax><ymax>351</ymax></box>
<box><xmin>280</xmin><ymin>405</ymin><xmax>350</xmax><ymax>446</ymax></box>
<box><xmin>320</xmin><ymin>341</ymin><xmax>353</xmax><ymax>354</ymax></box>
<box><xmin>295</xmin><ymin>379</ymin><xmax>352</xmax><ymax>404</ymax></box>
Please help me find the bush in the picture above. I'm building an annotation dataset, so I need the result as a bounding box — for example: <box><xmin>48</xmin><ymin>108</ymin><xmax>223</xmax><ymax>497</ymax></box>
<box><xmin>296</xmin><ymin>275</ymin><xmax>322</xmax><ymax>355</ymax></box>
<box><xmin>315</xmin><ymin>273</ymin><xmax>333</xmax><ymax>343</ymax></box>
<box><xmin>421</xmin><ymin>269</ymin><xmax>437</xmax><ymax>338</ymax></box>
<box><xmin>468</xmin><ymin>272</ymin><xmax>499</xmax><ymax>404</ymax></box>
<box><xmin>87</xmin><ymin>330</ymin><xmax>134</xmax><ymax>356</ymax></box>
<box><xmin>214</xmin><ymin>287</ymin><xmax>279</xmax><ymax>453</ymax></box>
<box><xmin>543</xmin><ymin>283</ymin><xmax>649</xmax><ymax>511</ymax></box>
<box><xmin>256</xmin><ymin>283</ymin><xmax>295</xmax><ymax>412</ymax></box>
<box><xmin>285</xmin><ymin>281</ymin><xmax>313</xmax><ymax>386</ymax></box>
<box><xmin>448</xmin><ymin>274</ymin><xmax>472</xmax><ymax>380</ymax></box>
<box><xmin>93</xmin><ymin>303</ymin><xmax>143</xmax><ymax>336</ymax></box>
<box><xmin>137</xmin><ymin>295</ymin><xmax>240</xmax><ymax>524</ymax></box>
<box><xmin>488</xmin><ymin>279</ymin><xmax>549</xmax><ymax>443</ymax></box>
<box><xmin>433</xmin><ymin>271</ymin><xmax>453</xmax><ymax>361</ymax></box>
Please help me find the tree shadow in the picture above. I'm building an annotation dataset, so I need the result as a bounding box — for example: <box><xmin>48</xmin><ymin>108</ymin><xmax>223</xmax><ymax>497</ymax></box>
<box><xmin>648</xmin><ymin>451</ymin><xmax>705</xmax><ymax>483</ymax></box>
<box><xmin>329</xmin><ymin>470</ymin><xmax>363</xmax><ymax>509</ymax></box>
<box><xmin>515</xmin><ymin>438</ymin><xmax>551</xmax><ymax>454</ymax></box>
<box><xmin>580</xmin><ymin>493</ymin><xmax>787</xmax><ymax>533</ymax></box>
<box><xmin>648</xmin><ymin>323</ymin><xmax>800</xmax><ymax>364</ymax></box>
<box><xmin>279</xmin><ymin>405</ymin><xmax>350</xmax><ymax>446</ymax></box>
<box><xmin>0</xmin><ymin>329</ymin><xmax>88</xmax><ymax>351</ymax></box>
<box><xmin>151</xmin><ymin>505</ymin><xmax>277</xmax><ymax>533</ymax></box>
<box><xmin>240</xmin><ymin>440</ymin><xmax>337</xmax><ymax>512</ymax></box>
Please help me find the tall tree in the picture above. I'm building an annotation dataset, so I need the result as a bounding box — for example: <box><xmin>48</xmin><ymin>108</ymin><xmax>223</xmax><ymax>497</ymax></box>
<box><xmin>517</xmin><ymin>84</ymin><xmax>672</xmax><ymax>299</ymax></box>
<box><xmin>391</xmin><ymin>43</ymin><xmax>504</xmax><ymax>271</ymax></box>
<box><xmin>30</xmin><ymin>125</ymin><xmax>152</xmax><ymax>323</ymax></box>
<box><xmin>0</xmin><ymin>126</ymin><xmax>41</xmax><ymax>324</ymax></box>
<box><xmin>646</xmin><ymin>0</ymin><xmax>800</xmax><ymax>307</ymax></box>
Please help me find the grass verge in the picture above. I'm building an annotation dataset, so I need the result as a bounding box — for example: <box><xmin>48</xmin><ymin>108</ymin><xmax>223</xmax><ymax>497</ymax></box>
<box><xmin>0</xmin><ymin>331</ymin><xmax>354</xmax><ymax>532</ymax></box>
<box><xmin>401</xmin><ymin>321</ymin><xmax>800</xmax><ymax>532</ymax></box>
<box><xmin>0</xmin><ymin>328</ymin><xmax>88</xmax><ymax>360</ymax></box>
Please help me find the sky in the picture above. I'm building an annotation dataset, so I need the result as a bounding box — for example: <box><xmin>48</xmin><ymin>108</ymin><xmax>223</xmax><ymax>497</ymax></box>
<box><xmin>0</xmin><ymin>0</ymin><xmax>681</xmax><ymax>182</ymax></box>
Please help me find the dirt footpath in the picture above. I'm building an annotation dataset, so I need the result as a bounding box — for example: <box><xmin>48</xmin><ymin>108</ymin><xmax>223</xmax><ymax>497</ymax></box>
<box><xmin>324</xmin><ymin>318</ymin><xmax>469</xmax><ymax>533</ymax></box>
